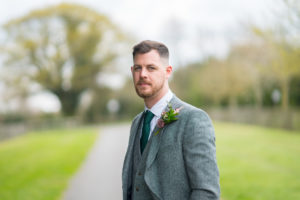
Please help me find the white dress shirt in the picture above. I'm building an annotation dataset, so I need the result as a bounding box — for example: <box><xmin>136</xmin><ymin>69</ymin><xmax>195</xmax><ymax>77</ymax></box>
<box><xmin>143</xmin><ymin>90</ymin><xmax>174</xmax><ymax>140</ymax></box>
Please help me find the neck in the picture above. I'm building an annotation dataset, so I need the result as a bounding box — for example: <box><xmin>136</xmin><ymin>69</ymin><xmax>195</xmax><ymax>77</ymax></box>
<box><xmin>144</xmin><ymin>87</ymin><xmax>169</xmax><ymax>109</ymax></box>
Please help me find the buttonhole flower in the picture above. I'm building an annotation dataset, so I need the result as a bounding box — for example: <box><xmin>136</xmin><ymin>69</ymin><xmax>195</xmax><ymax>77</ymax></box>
<box><xmin>155</xmin><ymin>103</ymin><xmax>183</xmax><ymax>135</ymax></box>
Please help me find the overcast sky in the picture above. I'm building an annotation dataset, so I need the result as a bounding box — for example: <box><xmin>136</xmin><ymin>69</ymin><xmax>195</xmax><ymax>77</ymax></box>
<box><xmin>1</xmin><ymin>0</ymin><xmax>278</xmax><ymax>64</ymax></box>
<box><xmin>0</xmin><ymin>0</ymin><xmax>279</xmax><ymax>112</ymax></box>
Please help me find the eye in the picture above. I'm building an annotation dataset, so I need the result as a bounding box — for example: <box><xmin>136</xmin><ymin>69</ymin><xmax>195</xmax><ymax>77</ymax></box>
<box><xmin>133</xmin><ymin>66</ymin><xmax>142</xmax><ymax>71</ymax></box>
<box><xmin>147</xmin><ymin>66</ymin><xmax>156</xmax><ymax>71</ymax></box>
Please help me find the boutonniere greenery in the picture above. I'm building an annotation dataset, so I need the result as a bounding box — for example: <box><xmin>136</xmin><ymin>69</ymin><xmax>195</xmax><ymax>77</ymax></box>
<box><xmin>155</xmin><ymin>103</ymin><xmax>183</xmax><ymax>135</ymax></box>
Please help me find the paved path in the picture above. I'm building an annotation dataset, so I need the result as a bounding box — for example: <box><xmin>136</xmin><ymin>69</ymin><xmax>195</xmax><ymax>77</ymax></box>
<box><xmin>62</xmin><ymin>123</ymin><xmax>130</xmax><ymax>200</ymax></box>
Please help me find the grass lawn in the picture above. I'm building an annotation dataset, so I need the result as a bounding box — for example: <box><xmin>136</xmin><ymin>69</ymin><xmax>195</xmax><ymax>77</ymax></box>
<box><xmin>215</xmin><ymin>122</ymin><xmax>300</xmax><ymax>200</ymax></box>
<box><xmin>0</xmin><ymin>127</ymin><xmax>98</xmax><ymax>200</ymax></box>
<box><xmin>1</xmin><ymin>123</ymin><xmax>299</xmax><ymax>200</ymax></box>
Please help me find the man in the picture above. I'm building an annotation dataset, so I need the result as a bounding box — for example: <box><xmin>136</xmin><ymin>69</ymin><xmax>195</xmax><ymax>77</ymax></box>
<box><xmin>122</xmin><ymin>40</ymin><xmax>220</xmax><ymax>200</ymax></box>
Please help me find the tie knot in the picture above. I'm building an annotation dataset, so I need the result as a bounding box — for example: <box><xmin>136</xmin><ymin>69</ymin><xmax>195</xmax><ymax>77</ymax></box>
<box><xmin>144</xmin><ymin>110</ymin><xmax>154</xmax><ymax>123</ymax></box>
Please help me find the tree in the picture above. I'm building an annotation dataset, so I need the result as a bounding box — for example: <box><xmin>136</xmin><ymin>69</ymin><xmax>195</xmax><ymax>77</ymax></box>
<box><xmin>1</xmin><ymin>3</ymin><xmax>126</xmax><ymax>116</ymax></box>
<box><xmin>197</xmin><ymin>57</ymin><xmax>253</xmax><ymax>108</ymax></box>
<box><xmin>225</xmin><ymin>42</ymin><xmax>274</xmax><ymax>108</ymax></box>
<box><xmin>252</xmin><ymin>0</ymin><xmax>300</xmax><ymax>110</ymax></box>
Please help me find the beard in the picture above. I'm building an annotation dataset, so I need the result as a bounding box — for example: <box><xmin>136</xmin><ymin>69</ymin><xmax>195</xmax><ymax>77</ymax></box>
<box><xmin>134</xmin><ymin>79</ymin><xmax>164</xmax><ymax>99</ymax></box>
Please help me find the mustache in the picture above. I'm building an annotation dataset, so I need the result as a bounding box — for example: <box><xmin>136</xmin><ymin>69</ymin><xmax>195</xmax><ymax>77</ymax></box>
<box><xmin>137</xmin><ymin>80</ymin><xmax>151</xmax><ymax>85</ymax></box>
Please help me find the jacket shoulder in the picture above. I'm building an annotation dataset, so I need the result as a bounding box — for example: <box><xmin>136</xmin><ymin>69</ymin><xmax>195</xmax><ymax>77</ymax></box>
<box><xmin>178</xmin><ymin>100</ymin><xmax>212</xmax><ymax>122</ymax></box>
<box><xmin>132</xmin><ymin>112</ymin><xmax>143</xmax><ymax>124</ymax></box>
<box><xmin>130</xmin><ymin>112</ymin><xmax>143</xmax><ymax>131</ymax></box>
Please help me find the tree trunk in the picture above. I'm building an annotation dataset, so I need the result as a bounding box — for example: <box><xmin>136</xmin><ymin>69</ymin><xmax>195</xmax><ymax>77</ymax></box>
<box><xmin>229</xmin><ymin>95</ymin><xmax>238</xmax><ymax>108</ymax></box>
<box><xmin>281</xmin><ymin>77</ymin><xmax>290</xmax><ymax>111</ymax></box>
<box><xmin>280</xmin><ymin>77</ymin><xmax>293</xmax><ymax>129</ymax></box>
<box><xmin>53</xmin><ymin>89</ymin><xmax>81</xmax><ymax>116</ymax></box>
<box><xmin>254</xmin><ymin>86</ymin><xmax>263</xmax><ymax>109</ymax></box>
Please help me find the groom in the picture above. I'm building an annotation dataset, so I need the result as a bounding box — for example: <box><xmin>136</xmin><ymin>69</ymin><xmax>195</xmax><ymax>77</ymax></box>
<box><xmin>122</xmin><ymin>40</ymin><xmax>220</xmax><ymax>200</ymax></box>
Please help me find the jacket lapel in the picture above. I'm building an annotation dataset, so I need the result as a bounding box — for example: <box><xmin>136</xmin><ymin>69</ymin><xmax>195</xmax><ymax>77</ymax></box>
<box><xmin>145</xmin><ymin>95</ymin><xmax>183</xmax><ymax>169</ymax></box>
<box><xmin>144</xmin><ymin>96</ymin><xmax>184</xmax><ymax>199</ymax></box>
<box><xmin>145</xmin><ymin>125</ymin><xmax>164</xmax><ymax>168</ymax></box>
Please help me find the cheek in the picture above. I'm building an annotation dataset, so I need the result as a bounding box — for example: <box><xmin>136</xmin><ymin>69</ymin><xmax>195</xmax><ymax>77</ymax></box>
<box><xmin>152</xmin><ymin>74</ymin><xmax>164</xmax><ymax>85</ymax></box>
<box><xmin>132</xmin><ymin>73</ymin><xmax>139</xmax><ymax>81</ymax></box>
<box><xmin>158</xmin><ymin>71</ymin><xmax>167</xmax><ymax>81</ymax></box>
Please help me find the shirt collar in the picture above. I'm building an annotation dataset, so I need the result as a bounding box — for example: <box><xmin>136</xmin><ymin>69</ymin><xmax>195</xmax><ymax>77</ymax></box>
<box><xmin>144</xmin><ymin>90</ymin><xmax>174</xmax><ymax>117</ymax></box>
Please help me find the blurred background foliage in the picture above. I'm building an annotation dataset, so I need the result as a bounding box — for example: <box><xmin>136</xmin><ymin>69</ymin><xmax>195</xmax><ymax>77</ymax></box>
<box><xmin>0</xmin><ymin>1</ymin><xmax>300</xmax><ymax>200</ymax></box>
<box><xmin>0</xmin><ymin>1</ymin><xmax>300</xmax><ymax>139</ymax></box>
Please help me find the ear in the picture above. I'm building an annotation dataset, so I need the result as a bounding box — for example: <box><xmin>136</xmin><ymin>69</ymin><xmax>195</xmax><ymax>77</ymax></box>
<box><xmin>166</xmin><ymin>65</ymin><xmax>173</xmax><ymax>78</ymax></box>
<box><xmin>131</xmin><ymin>66</ymin><xmax>133</xmax><ymax>73</ymax></box>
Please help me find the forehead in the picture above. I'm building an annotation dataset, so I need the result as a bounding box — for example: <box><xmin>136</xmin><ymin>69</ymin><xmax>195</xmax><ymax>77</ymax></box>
<box><xmin>133</xmin><ymin>50</ymin><xmax>162</xmax><ymax>65</ymax></box>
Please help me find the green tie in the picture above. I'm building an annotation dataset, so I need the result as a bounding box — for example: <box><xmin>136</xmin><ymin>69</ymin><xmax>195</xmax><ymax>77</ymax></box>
<box><xmin>140</xmin><ymin>110</ymin><xmax>155</xmax><ymax>154</ymax></box>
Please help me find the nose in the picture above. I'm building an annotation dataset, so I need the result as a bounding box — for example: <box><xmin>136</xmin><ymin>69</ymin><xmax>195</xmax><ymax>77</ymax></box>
<box><xmin>140</xmin><ymin>67</ymin><xmax>148</xmax><ymax>78</ymax></box>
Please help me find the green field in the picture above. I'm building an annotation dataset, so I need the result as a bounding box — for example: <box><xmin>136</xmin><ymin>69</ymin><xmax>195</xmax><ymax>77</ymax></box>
<box><xmin>0</xmin><ymin>127</ymin><xmax>97</xmax><ymax>200</ymax></box>
<box><xmin>215</xmin><ymin>122</ymin><xmax>300</xmax><ymax>200</ymax></box>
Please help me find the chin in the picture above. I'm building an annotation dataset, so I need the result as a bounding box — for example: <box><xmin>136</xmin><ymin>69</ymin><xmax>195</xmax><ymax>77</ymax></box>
<box><xmin>138</xmin><ymin>93</ymin><xmax>152</xmax><ymax>98</ymax></box>
<box><xmin>137</xmin><ymin>90</ymin><xmax>153</xmax><ymax>98</ymax></box>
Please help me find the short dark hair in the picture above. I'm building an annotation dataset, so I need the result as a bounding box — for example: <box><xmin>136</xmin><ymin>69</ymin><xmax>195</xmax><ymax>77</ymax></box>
<box><xmin>132</xmin><ymin>40</ymin><xmax>169</xmax><ymax>60</ymax></box>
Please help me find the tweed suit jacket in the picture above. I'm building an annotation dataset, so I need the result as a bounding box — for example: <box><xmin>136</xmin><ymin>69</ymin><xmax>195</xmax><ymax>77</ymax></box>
<box><xmin>122</xmin><ymin>96</ymin><xmax>220</xmax><ymax>200</ymax></box>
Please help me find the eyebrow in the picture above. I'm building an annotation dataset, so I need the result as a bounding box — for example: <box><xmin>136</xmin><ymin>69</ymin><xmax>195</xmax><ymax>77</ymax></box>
<box><xmin>133</xmin><ymin>63</ymin><xmax>157</xmax><ymax>67</ymax></box>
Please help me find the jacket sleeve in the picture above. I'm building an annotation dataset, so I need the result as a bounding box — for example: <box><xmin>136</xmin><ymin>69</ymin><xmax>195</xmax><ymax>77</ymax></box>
<box><xmin>182</xmin><ymin>110</ymin><xmax>220</xmax><ymax>200</ymax></box>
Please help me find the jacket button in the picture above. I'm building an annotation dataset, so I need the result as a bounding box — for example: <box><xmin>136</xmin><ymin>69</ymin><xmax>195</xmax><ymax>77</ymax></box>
<box><xmin>136</xmin><ymin>187</ymin><xmax>139</xmax><ymax>192</ymax></box>
<box><xmin>138</xmin><ymin>172</ymin><xmax>142</xmax><ymax>176</ymax></box>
